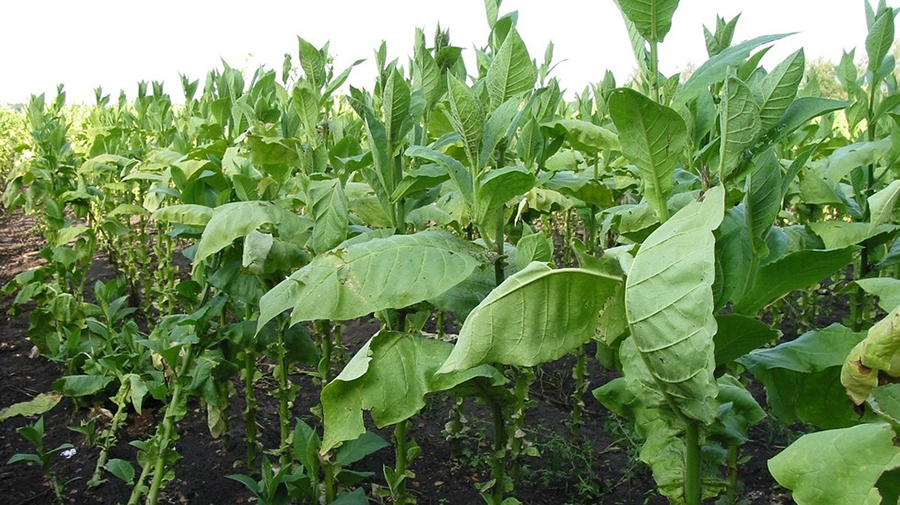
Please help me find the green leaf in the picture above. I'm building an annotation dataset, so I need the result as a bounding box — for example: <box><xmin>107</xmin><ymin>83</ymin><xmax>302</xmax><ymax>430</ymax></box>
<box><xmin>383</xmin><ymin>69</ymin><xmax>411</xmax><ymax>150</ymax></box>
<box><xmin>867</xmin><ymin>7</ymin><xmax>897</xmax><ymax>75</ymax></box>
<box><xmin>718</xmin><ymin>74</ymin><xmax>760</xmax><ymax>180</ymax></box>
<box><xmin>609</xmin><ymin>88</ymin><xmax>688</xmax><ymax>221</ymax></box>
<box><xmin>540</xmin><ymin>119</ymin><xmax>620</xmax><ymax>153</ymax></box>
<box><xmin>405</xmin><ymin>145</ymin><xmax>474</xmax><ymax>209</ymax></box>
<box><xmin>870</xmin><ymin>384</ymin><xmax>900</xmax><ymax>425</ymax></box>
<box><xmin>439</xmin><ymin>262</ymin><xmax>620</xmax><ymax>372</ymax></box>
<box><xmin>321</xmin><ymin>331</ymin><xmax>504</xmax><ymax>452</ymax></box>
<box><xmin>486</xmin><ymin>28</ymin><xmax>536</xmax><ymax>110</ymax></box>
<box><xmin>734</xmin><ymin>246</ymin><xmax>858</xmax><ymax>314</ymax></box>
<box><xmin>293</xmin><ymin>83</ymin><xmax>321</xmax><ymax>143</ymax></box>
<box><xmin>53</xmin><ymin>375</ymin><xmax>113</xmax><ymax>397</ymax></box>
<box><xmin>54</xmin><ymin>225</ymin><xmax>90</xmax><ymax>247</ymax></box>
<box><xmin>259</xmin><ymin>231</ymin><xmax>483</xmax><ymax>327</ymax></box>
<box><xmin>0</xmin><ymin>392</ymin><xmax>63</xmax><ymax>422</ymax></box>
<box><xmin>744</xmin><ymin>149</ymin><xmax>783</xmax><ymax>250</ymax></box>
<box><xmin>616</xmin><ymin>0</ymin><xmax>681</xmax><ymax>43</ymax></box>
<box><xmin>625</xmin><ymin>185</ymin><xmax>725</xmax><ymax>423</ymax></box>
<box><xmin>515</xmin><ymin>232</ymin><xmax>553</xmax><ymax>271</ymax></box>
<box><xmin>544</xmin><ymin>171</ymin><xmax>615</xmax><ymax>207</ymax></box>
<box><xmin>674</xmin><ymin>33</ymin><xmax>790</xmax><ymax>108</ymax></box>
<box><xmin>869</xmin><ymin>180</ymin><xmax>900</xmax><ymax>231</ymax></box>
<box><xmin>808</xmin><ymin>221</ymin><xmax>897</xmax><ymax>249</ymax></box>
<box><xmin>480</xmin><ymin>98</ymin><xmax>521</xmax><ymax>171</ymax></box>
<box><xmin>475</xmin><ymin>165</ymin><xmax>535</xmax><ymax>224</ymax></box>
<box><xmin>334</xmin><ymin>431</ymin><xmax>390</xmax><ymax>466</ymax></box>
<box><xmin>308</xmin><ymin>178</ymin><xmax>349</xmax><ymax>254</ymax></box>
<box><xmin>298</xmin><ymin>37</ymin><xmax>326</xmax><ymax>88</ymax></box>
<box><xmin>713</xmin><ymin>314</ymin><xmax>778</xmax><ymax>366</ymax></box>
<box><xmin>769</xmin><ymin>423</ymin><xmax>900</xmax><ymax>505</ymax></box>
<box><xmin>855</xmin><ymin>278</ymin><xmax>900</xmax><ymax>312</ymax></box>
<box><xmin>151</xmin><ymin>204</ymin><xmax>214</xmax><ymax>226</ymax></box>
<box><xmin>105</xmin><ymin>458</ymin><xmax>135</xmax><ymax>485</ymax></box>
<box><xmin>447</xmin><ymin>73</ymin><xmax>485</xmax><ymax>169</ymax></box>
<box><xmin>758</xmin><ymin>49</ymin><xmax>805</xmax><ymax>133</ymax></box>
<box><xmin>739</xmin><ymin>324</ymin><xmax>866</xmax><ymax>428</ymax></box>
<box><xmin>771</xmin><ymin>97</ymin><xmax>852</xmax><ymax>143</ymax></box>
<box><xmin>193</xmin><ymin>201</ymin><xmax>305</xmax><ymax>266</ymax></box>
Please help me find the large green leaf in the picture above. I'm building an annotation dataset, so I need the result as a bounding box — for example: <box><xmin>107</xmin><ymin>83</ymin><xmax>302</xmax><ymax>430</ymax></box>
<box><xmin>616</xmin><ymin>0</ymin><xmax>680</xmax><ymax>43</ymax></box>
<box><xmin>869</xmin><ymin>179</ymin><xmax>900</xmax><ymax>231</ymax></box>
<box><xmin>257</xmin><ymin>231</ymin><xmax>484</xmax><ymax>328</ymax></box>
<box><xmin>770</xmin><ymin>97</ymin><xmax>852</xmax><ymax>143</ymax></box>
<box><xmin>738</xmin><ymin>324</ymin><xmax>867</xmax><ymax>428</ymax></box>
<box><xmin>447</xmin><ymin>73</ymin><xmax>485</xmax><ymax>169</ymax></box>
<box><xmin>475</xmin><ymin>165</ymin><xmax>535</xmax><ymax>224</ymax></box>
<box><xmin>718</xmin><ymin>75</ymin><xmax>760</xmax><ymax>180</ymax></box>
<box><xmin>624</xmin><ymin>185</ymin><xmax>725</xmax><ymax>424</ymax></box>
<box><xmin>383</xmin><ymin>69</ymin><xmax>411</xmax><ymax>150</ymax></box>
<box><xmin>0</xmin><ymin>392</ymin><xmax>63</xmax><ymax>422</ymax></box>
<box><xmin>733</xmin><ymin>246</ymin><xmax>858</xmax><ymax>314</ymax></box>
<box><xmin>321</xmin><ymin>331</ymin><xmax>505</xmax><ymax>452</ymax></box>
<box><xmin>486</xmin><ymin>28</ymin><xmax>536</xmax><ymax>111</ymax></box>
<box><xmin>867</xmin><ymin>6</ymin><xmax>897</xmax><ymax>75</ymax></box>
<box><xmin>151</xmin><ymin>204</ymin><xmax>213</xmax><ymax>226</ymax></box>
<box><xmin>439</xmin><ymin>262</ymin><xmax>620</xmax><ymax>372</ymax></box>
<box><xmin>744</xmin><ymin>148</ymin><xmax>783</xmax><ymax>251</ymax></box>
<box><xmin>307</xmin><ymin>178</ymin><xmax>349</xmax><ymax>254</ymax></box>
<box><xmin>609</xmin><ymin>88</ymin><xmax>688</xmax><ymax>221</ymax></box>
<box><xmin>808</xmin><ymin>221</ymin><xmax>898</xmax><ymax>249</ymax></box>
<box><xmin>298</xmin><ymin>36</ymin><xmax>326</xmax><ymax>88</ymax></box>
<box><xmin>405</xmin><ymin>145</ymin><xmax>474</xmax><ymax>208</ymax></box>
<box><xmin>540</xmin><ymin>119</ymin><xmax>620</xmax><ymax>153</ymax></box>
<box><xmin>673</xmin><ymin>33</ymin><xmax>790</xmax><ymax>108</ymax></box>
<box><xmin>769</xmin><ymin>423</ymin><xmax>900</xmax><ymax>505</ymax></box>
<box><xmin>191</xmin><ymin>201</ymin><xmax>307</xmax><ymax>267</ymax></box>
<box><xmin>854</xmin><ymin>278</ymin><xmax>900</xmax><ymax>312</ymax></box>
<box><xmin>713</xmin><ymin>314</ymin><xmax>779</xmax><ymax>367</ymax></box>
<box><xmin>758</xmin><ymin>49</ymin><xmax>805</xmax><ymax>133</ymax></box>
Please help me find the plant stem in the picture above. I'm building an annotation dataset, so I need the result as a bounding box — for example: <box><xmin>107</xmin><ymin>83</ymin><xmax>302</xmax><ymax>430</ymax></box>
<box><xmin>89</xmin><ymin>381</ymin><xmax>129</xmax><ymax>487</ymax></box>
<box><xmin>243</xmin><ymin>349</ymin><xmax>258</xmax><ymax>472</ymax></box>
<box><xmin>726</xmin><ymin>443</ymin><xmax>739</xmax><ymax>504</ymax></box>
<box><xmin>323</xmin><ymin>455</ymin><xmax>337</xmax><ymax>504</ymax></box>
<box><xmin>448</xmin><ymin>397</ymin><xmax>464</xmax><ymax>459</ymax></box>
<box><xmin>649</xmin><ymin>38</ymin><xmax>659</xmax><ymax>102</ymax></box>
<box><xmin>494</xmin><ymin>207</ymin><xmax>506</xmax><ymax>287</ymax></box>
<box><xmin>571</xmin><ymin>344</ymin><xmax>587</xmax><ymax>442</ymax></box>
<box><xmin>277</xmin><ymin>322</ymin><xmax>291</xmax><ymax>467</ymax></box>
<box><xmin>684</xmin><ymin>420</ymin><xmax>701</xmax><ymax>505</ymax></box>
<box><xmin>393</xmin><ymin>419</ymin><xmax>410</xmax><ymax>504</ymax></box>
<box><xmin>146</xmin><ymin>345</ymin><xmax>195</xmax><ymax>505</ymax></box>
<box><xmin>490</xmin><ymin>402</ymin><xmax>508</xmax><ymax>504</ymax></box>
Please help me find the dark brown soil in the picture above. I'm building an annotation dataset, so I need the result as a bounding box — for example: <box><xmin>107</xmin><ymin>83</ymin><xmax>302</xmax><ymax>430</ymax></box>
<box><xmin>0</xmin><ymin>208</ymin><xmax>815</xmax><ymax>504</ymax></box>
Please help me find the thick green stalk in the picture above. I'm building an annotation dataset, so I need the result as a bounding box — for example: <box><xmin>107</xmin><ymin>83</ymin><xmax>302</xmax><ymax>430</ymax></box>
<box><xmin>393</xmin><ymin>419</ymin><xmax>410</xmax><ymax>504</ymax></box>
<box><xmin>490</xmin><ymin>402</ymin><xmax>508</xmax><ymax>504</ymax></box>
<box><xmin>317</xmin><ymin>320</ymin><xmax>333</xmax><ymax>384</ymax></box>
<box><xmin>509</xmin><ymin>367</ymin><xmax>534</xmax><ymax>483</ymax></box>
<box><xmin>243</xmin><ymin>350</ymin><xmax>258</xmax><ymax>472</ymax></box>
<box><xmin>89</xmin><ymin>381</ymin><xmax>129</xmax><ymax>487</ymax></box>
<box><xmin>277</xmin><ymin>322</ymin><xmax>291</xmax><ymax>466</ymax></box>
<box><xmin>684</xmin><ymin>420</ymin><xmax>701</xmax><ymax>505</ymax></box>
<box><xmin>322</xmin><ymin>453</ymin><xmax>337</xmax><ymax>503</ymax></box>
<box><xmin>146</xmin><ymin>345</ymin><xmax>195</xmax><ymax>505</ymax></box>
<box><xmin>494</xmin><ymin>207</ymin><xmax>506</xmax><ymax>286</ymax></box>
<box><xmin>726</xmin><ymin>443</ymin><xmax>739</xmax><ymax>504</ymax></box>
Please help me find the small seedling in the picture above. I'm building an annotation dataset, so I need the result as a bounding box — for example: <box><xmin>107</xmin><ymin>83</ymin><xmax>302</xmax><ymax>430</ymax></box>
<box><xmin>6</xmin><ymin>416</ymin><xmax>75</xmax><ymax>503</ymax></box>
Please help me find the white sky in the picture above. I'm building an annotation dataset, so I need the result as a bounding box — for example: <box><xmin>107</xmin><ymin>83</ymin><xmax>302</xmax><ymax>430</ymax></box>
<box><xmin>1</xmin><ymin>1</ymin><xmax>897</xmax><ymax>104</ymax></box>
